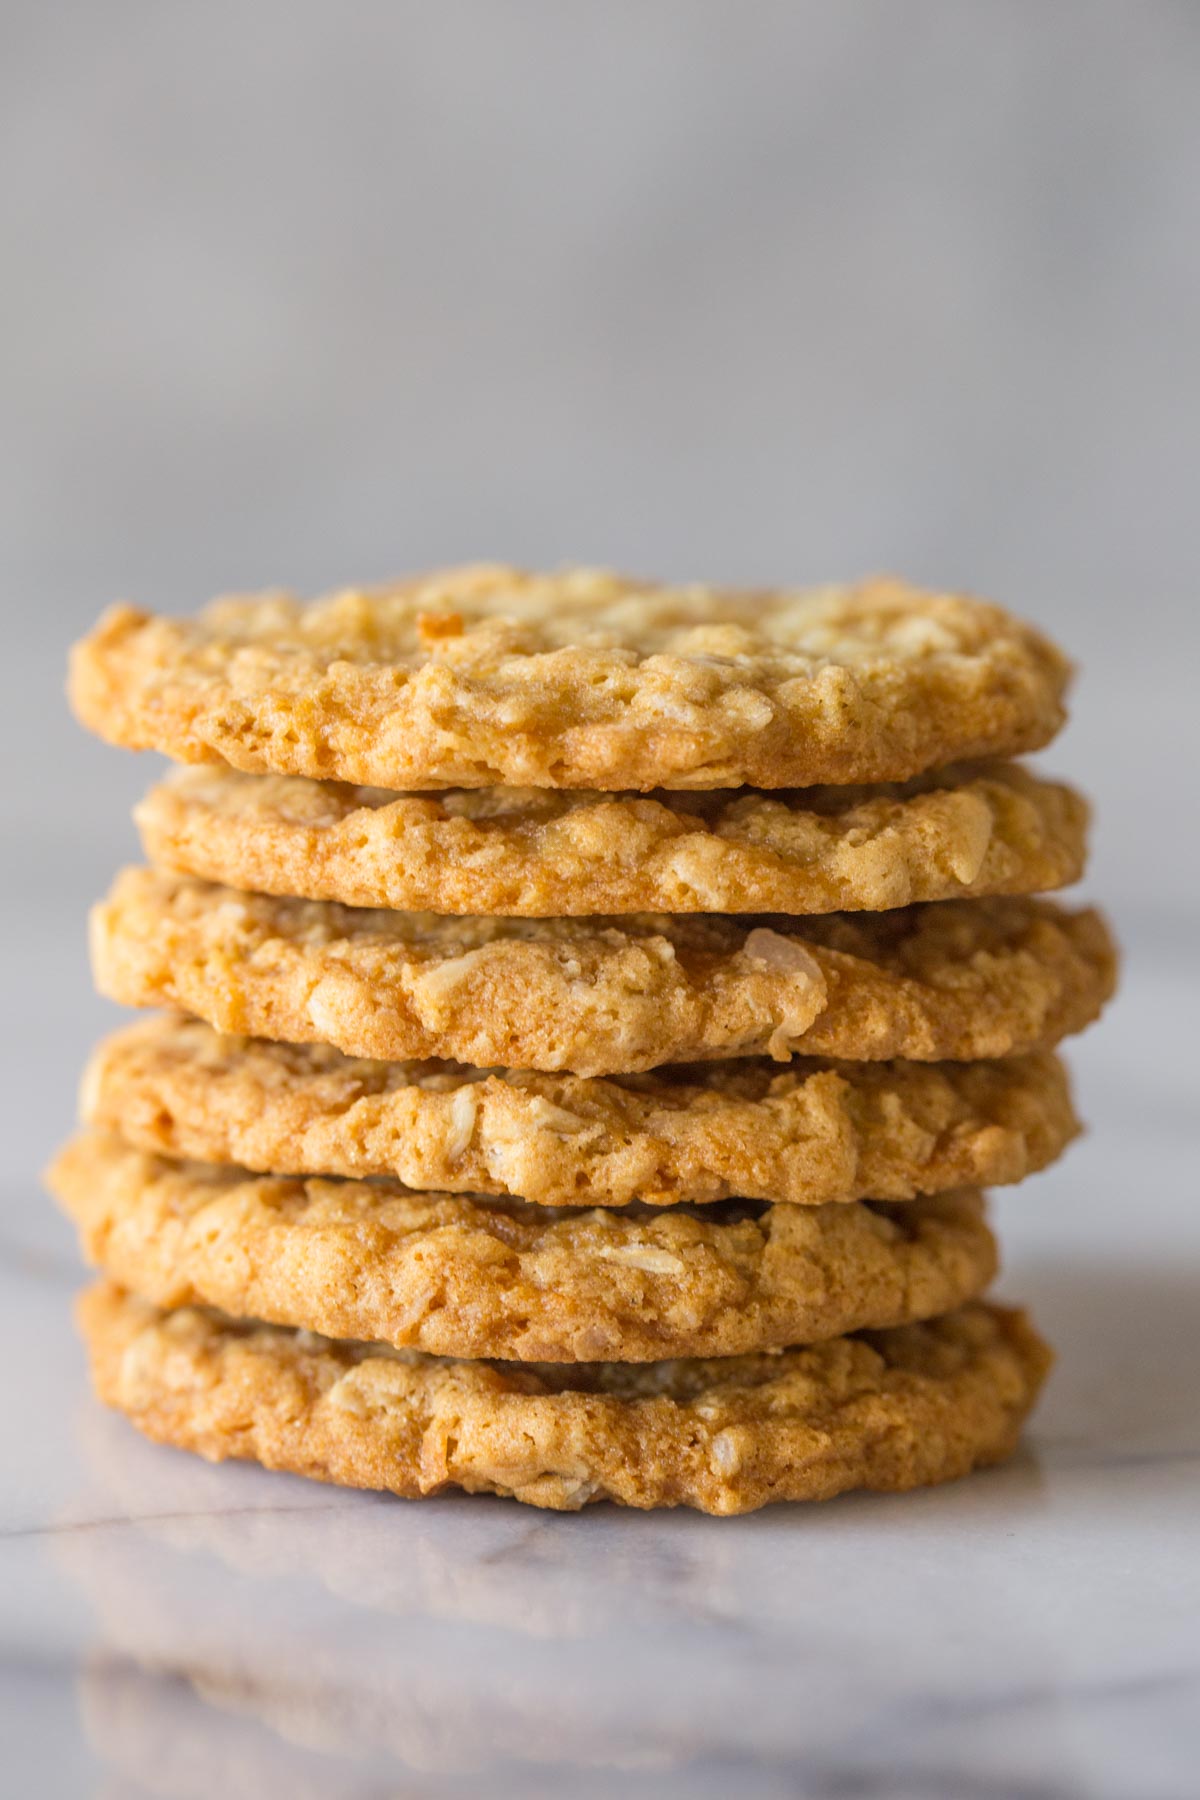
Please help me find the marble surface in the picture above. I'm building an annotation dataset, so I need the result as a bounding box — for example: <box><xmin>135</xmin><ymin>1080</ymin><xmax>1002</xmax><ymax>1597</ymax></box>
<box><xmin>4</xmin><ymin>945</ymin><xmax>1198</xmax><ymax>1800</ymax></box>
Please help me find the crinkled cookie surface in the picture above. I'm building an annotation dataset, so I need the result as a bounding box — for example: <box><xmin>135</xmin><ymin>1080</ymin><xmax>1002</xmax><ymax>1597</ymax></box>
<box><xmin>51</xmin><ymin>1132</ymin><xmax>997</xmax><ymax>1362</ymax></box>
<box><xmin>69</xmin><ymin>566</ymin><xmax>1071</xmax><ymax>790</ymax></box>
<box><xmin>90</xmin><ymin>868</ymin><xmax>1117</xmax><ymax>1074</ymax></box>
<box><xmin>136</xmin><ymin>760</ymin><xmax>1089</xmax><ymax>915</ymax></box>
<box><xmin>83</xmin><ymin>1016</ymin><xmax>1079</xmax><ymax>1208</ymax></box>
<box><xmin>78</xmin><ymin>1283</ymin><xmax>1052</xmax><ymax>1513</ymax></box>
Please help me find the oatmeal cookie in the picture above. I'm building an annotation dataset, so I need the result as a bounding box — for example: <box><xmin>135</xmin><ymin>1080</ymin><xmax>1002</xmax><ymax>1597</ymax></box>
<box><xmin>51</xmin><ymin>1132</ymin><xmax>997</xmax><ymax>1362</ymax></box>
<box><xmin>135</xmin><ymin>760</ymin><xmax>1088</xmax><ymax>916</ymax></box>
<box><xmin>69</xmin><ymin>566</ymin><xmax>1070</xmax><ymax>791</ymax></box>
<box><xmin>82</xmin><ymin>1017</ymin><xmax>1079</xmax><ymax>1208</ymax></box>
<box><xmin>91</xmin><ymin>869</ymin><xmax>1117</xmax><ymax>1074</ymax></box>
<box><xmin>78</xmin><ymin>1284</ymin><xmax>1052</xmax><ymax>1513</ymax></box>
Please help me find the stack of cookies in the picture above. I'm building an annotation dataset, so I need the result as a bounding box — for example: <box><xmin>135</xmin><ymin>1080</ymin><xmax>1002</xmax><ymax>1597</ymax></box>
<box><xmin>53</xmin><ymin>567</ymin><xmax>1116</xmax><ymax>1514</ymax></box>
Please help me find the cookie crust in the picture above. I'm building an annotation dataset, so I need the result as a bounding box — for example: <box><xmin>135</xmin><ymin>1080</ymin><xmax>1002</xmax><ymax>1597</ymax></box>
<box><xmin>135</xmin><ymin>761</ymin><xmax>1089</xmax><ymax>917</ymax></box>
<box><xmin>51</xmin><ymin>1133</ymin><xmax>997</xmax><ymax>1361</ymax></box>
<box><xmin>77</xmin><ymin>1283</ymin><xmax>1053</xmax><ymax>1514</ymax></box>
<box><xmin>91</xmin><ymin>868</ymin><xmax>1117</xmax><ymax>1075</ymax></box>
<box><xmin>82</xmin><ymin>1017</ymin><xmax>1079</xmax><ymax>1209</ymax></box>
<box><xmin>68</xmin><ymin>567</ymin><xmax>1070</xmax><ymax>791</ymax></box>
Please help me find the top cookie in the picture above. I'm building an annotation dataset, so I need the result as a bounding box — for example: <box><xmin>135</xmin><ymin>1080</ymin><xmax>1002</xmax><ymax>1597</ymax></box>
<box><xmin>69</xmin><ymin>565</ymin><xmax>1071</xmax><ymax>791</ymax></box>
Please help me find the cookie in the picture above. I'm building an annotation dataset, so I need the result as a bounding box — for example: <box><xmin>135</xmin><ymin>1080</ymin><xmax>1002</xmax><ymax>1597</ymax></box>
<box><xmin>91</xmin><ymin>868</ymin><xmax>1117</xmax><ymax>1075</ymax></box>
<box><xmin>68</xmin><ymin>566</ymin><xmax>1070</xmax><ymax>791</ymax></box>
<box><xmin>135</xmin><ymin>761</ymin><xmax>1089</xmax><ymax>917</ymax></box>
<box><xmin>82</xmin><ymin>1017</ymin><xmax>1079</xmax><ymax>1209</ymax></box>
<box><xmin>50</xmin><ymin>1132</ymin><xmax>997</xmax><ymax>1361</ymax></box>
<box><xmin>77</xmin><ymin>1283</ymin><xmax>1052</xmax><ymax>1513</ymax></box>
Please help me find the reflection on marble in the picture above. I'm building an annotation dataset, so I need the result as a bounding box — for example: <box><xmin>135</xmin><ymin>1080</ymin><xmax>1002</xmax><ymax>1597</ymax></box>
<box><xmin>4</xmin><ymin>990</ymin><xmax>1200</xmax><ymax>1797</ymax></box>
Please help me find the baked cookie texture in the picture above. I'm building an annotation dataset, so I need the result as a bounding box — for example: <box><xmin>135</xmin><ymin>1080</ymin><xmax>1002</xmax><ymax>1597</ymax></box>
<box><xmin>83</xmin><ymin>1017</ymin><xmax>1079</xmax><ymax>1209</ymax></box>
<box><xmin>91</xmin><ymin>869</ymin><xmax>1116</xmax><ymax>1075</ymax></box>
<box><xmin>78</xmin><ymin>1283</ymin><xmax>1053</xmax><ymax>1514</ymax></box>
<box><xmin>135</xmin><ymin>760</ymin><xmax>1089</xmax><ymax>917</ymax></box>
<box><xmin>68</xmin><ymin>566</ymin><xmax>1071</xmax><ymax>791</ymax></box>
<box><xmin>50</xmin><ymin>1133</ymin><xmax>997</xmax><ymax>1361</ymax></box>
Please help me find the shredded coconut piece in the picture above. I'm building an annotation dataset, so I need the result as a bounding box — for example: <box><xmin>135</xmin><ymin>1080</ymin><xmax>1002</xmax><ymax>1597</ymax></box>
<box><xmin>444</xmin><ymin>1087</ymin><xmax>478</xmax><ymax>1161</ymax></box>
<box><xmin>597</xmin><ymin>1245</ymin><xmax>687</xmax><ymax>1276</ymax></box>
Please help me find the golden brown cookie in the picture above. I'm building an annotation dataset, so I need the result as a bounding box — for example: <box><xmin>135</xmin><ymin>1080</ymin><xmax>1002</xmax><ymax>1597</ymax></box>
<box><xmin>82</xmin><ymin>1017</ymin><xmax>1079</xmax><ymax>1209</ymax></box>
<box><xmin>68</xmin><ymin>566</ymin><xmax>1070</xmax><ymax>791</ymax></box>
<box><xmin>49</xmin><ymin>1132</ymin><xmax>997</xmax><ymax>1361</ymax></box>
<box><xmin>77</xmin><ymin>1283</ymin><xmax>1053</xmax><ymax>1514</ymax></box>
<box><xmin>91</xmin><ymin>868</ymin><xmax>1117</xmax><ymax>1075</ymax></box>
<box><xmin>134</xmin><ymin>761</ymin><xmax>1089</xmax><ymax>917</ymax></box>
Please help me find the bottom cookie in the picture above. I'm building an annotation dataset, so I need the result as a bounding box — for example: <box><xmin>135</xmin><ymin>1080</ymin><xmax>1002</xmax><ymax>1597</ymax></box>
<box><xmin>78</xmin><ymin>1283</ymin><xmax>1051</xmax><ymax>1515</ymax></box>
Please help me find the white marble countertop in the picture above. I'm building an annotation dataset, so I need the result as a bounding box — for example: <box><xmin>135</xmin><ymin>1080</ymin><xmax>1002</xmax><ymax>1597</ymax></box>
<box><xmin>3</xmin><ymin>938</ymin><xmax>1198</xmax><ymax>1800</ymax></box>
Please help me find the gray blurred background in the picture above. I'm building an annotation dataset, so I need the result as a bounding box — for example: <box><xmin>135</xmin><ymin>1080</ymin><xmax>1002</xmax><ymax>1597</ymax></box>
<box><xmin>3</xmin><ymin>2</ymin><xmax>1198</xmax><ymax>1179</ymax></box>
